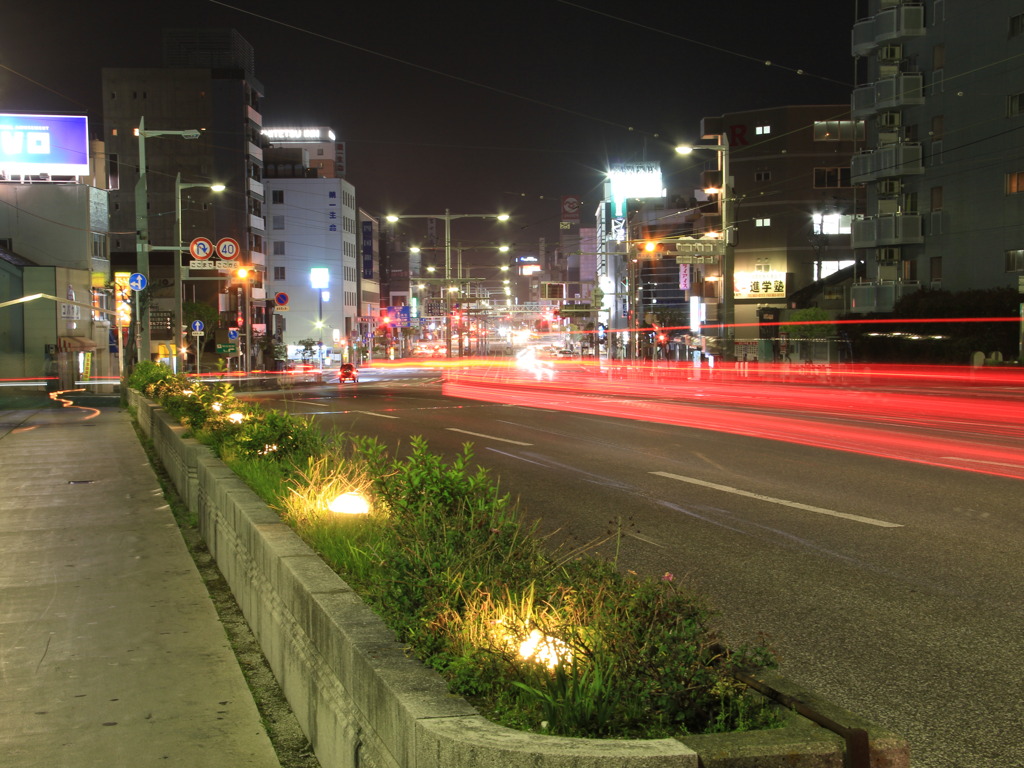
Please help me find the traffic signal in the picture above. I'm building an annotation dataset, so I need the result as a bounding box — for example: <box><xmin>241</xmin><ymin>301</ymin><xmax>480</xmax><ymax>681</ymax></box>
<box><xmin>637</xmin><ymin>240</ymin><xmax>662</xmax><ymax>256</ymax></box>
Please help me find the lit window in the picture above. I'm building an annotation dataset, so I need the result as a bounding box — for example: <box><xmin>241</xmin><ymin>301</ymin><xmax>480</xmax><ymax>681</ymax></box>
<box><xmin>755</xmin><ymin>218</ymin><xmax>771</xmax><ymax>227</ymax></box>
<box><xmin>1006</xmin><ymin>172</ymin><xmax>1024</xmax><ymax>194</ymax></box>
<box><xmin>813</xmin><ymin>120</ymin><xmax>866</xmax><ymax>141</ymax></box>
<box><xmin>812</xmin><ymin>213</ymin><xmax>853</xmax><ymax>235</ymax></box>
<box><xmin>755</xmin><ymin>125</ymin><xmax>771</xmax><ymax>135</ymax></box>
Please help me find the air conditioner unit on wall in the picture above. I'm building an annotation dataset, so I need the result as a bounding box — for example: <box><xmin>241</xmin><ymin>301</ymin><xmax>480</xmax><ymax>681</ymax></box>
<box><xmin>878</xmin><ymin>180</ymin><xmax>902</xmax><ymax>195</ymax></box>
<box><xmin>879</xmin><ymin>112</ymin><xmax>902</xmax><ymax>128</ymax></box>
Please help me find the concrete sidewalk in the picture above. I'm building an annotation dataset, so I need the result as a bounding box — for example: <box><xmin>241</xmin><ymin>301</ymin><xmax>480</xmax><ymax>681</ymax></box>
<box><xmin>0</xmin><ymin>403</ymin><xmax>282</xmax><ymax>768</ymax></box>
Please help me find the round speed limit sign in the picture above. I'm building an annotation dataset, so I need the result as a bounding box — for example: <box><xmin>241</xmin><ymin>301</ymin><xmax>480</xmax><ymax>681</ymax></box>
<box><xmin>216</xmin><ymin>237</ymin><xmax>240</xmax><ymax>261</ymax></box>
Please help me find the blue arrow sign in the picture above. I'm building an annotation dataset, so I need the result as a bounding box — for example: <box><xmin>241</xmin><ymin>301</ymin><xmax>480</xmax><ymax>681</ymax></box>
<box><xmin>190</xmin><ymin>320</ymin><xmax>205</xmax><ymax>332</ymax></box>
<box><xmin>128</xmin><ymin>272</ymin><xmax>148</xmax><ymax>291</ymax></box>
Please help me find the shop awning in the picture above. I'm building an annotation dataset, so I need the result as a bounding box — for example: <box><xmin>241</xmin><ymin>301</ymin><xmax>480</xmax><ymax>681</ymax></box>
<box><xmin>58</xmin><ymin>336</ymin><xmax>98</xmax><ymax>352</ymax></box>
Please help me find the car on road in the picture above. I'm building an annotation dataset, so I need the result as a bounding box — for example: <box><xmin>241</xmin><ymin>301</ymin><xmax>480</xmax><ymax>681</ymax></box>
<box><xmin>339</xmin><ymin>363</ymin><xmax>359</xmax><ymax>384</ymax></box>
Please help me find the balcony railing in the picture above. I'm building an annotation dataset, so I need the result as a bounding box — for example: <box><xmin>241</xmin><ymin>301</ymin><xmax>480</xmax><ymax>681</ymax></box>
<box><xmin>852</xmin><ymin>73</ymin><xmax>924</xmax><ymax>117</ymax></box>
<box><xmin>851</xmin><ymin>2</ymin><xmax>926</xmax><ymax>56</ymax></box>
<box><xmin>852</xmin><ymin>213</ymin><xmax>924</xmax><ymax>249</ymax></box>
<box><xmin>851</xmin><ymin>142</ymin><xmax>924</xmax><ymax>183</ymax></box>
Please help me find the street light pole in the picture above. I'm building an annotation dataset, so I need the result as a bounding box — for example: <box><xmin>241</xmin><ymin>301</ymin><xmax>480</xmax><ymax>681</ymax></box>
<box><xmin>676</xmin><ymin>139</ymin><xmax>733</xmax><ymax>359</ymax></box>
<box><xmin>134</xmin><ymin>117</ymin><xmax>201</xmax><ymax>367</ymax></box>
<box><xmin>174</xmin><ymin>174</ymin><xmax>225</xmax><ymax>374</ymax></box>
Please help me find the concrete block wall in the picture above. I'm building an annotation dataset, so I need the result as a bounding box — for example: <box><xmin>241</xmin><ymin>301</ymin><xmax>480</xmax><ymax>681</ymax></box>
<box><xmin>129</xmin><ymin>390</ymin><xmax>909</xmax><ymax>768</ymax></box>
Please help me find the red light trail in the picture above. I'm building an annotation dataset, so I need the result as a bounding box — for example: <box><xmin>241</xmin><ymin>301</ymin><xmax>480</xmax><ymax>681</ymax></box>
<box><xmin>439</xmin><ymin>359</ymin><xmax>1024</xmax><ymax>481</ymax></box>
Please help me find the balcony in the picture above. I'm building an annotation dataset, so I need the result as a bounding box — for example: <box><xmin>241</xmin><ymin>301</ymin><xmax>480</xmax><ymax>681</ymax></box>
<box><xmin>851</xmin><ymin>2</ymin><xmax>926</xmax><ymax>56</ymax></box>
<box><xmin>249</xmin><ymin>214</ymin><xmax>266</xmax><ymax>232</ymax></box>
<box><xmin>852</xmin><ymin>213</ymin><xmax>924</xmax><ymax>249</ymax></box>
<box><xmin>852</xmin><ymin>73</ymin><xmax>924</xmax><ymax>117</ymax></box>
<box><xmin>247</xmin><ymin>141</ymin><xmax>263</xmax><ymax>162</ymax></box>
<box><xmin>849</xmin><ymin>280</ymin><xmax>921</xmax><ymax>314</ymax></box>
<box><xmin>247</xmin><ymin>177</ymin><xmax>264</xmax><ymax>199</ymax></box>
<box><xmin>851</xmin><ymin>142</ymin><xmax>924</xmax><ymax>183</ymax></box>
<box><xmin>247</xmin><ymin>104</ymin><xmax>263</xmax><ymax>126</ymax></box>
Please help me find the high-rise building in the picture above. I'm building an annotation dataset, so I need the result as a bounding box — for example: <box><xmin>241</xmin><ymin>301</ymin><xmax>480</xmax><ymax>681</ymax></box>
<box><xmin>850</xmin><ymin>1</ymin><xmax>1024</xmax><ymax>311</ymax></box>
<box><xmin>102</xmin><ymin>28</ymin><xmax>266</xmax><ymax>365</ymax></box>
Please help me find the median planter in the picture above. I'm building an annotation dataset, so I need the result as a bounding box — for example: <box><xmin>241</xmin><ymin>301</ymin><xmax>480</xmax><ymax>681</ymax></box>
<box><xmin>129</xmin><ymin>389</ymin><xmax>909</xmax><ymax>768</ymax></box>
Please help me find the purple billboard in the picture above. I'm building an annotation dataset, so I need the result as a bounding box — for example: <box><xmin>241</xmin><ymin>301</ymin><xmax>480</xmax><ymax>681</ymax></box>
<box><xmin>0</xmin><ymin>113</ymin><xmax>90</xmax><ymax>176</ymax></box>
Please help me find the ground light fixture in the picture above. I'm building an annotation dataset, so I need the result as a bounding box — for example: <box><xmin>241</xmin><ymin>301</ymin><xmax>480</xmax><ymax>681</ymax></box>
<box><xmin>327</xmin><ymin>491</ymin><xmax>371</xmax><ymax>515</ymax></box>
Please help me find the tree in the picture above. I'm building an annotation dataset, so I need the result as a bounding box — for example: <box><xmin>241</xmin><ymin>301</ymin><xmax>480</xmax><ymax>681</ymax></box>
<box><xmin>782</xmin><ymin>307</ymin><xmax>835</xmax><ymax>363</ymax></box>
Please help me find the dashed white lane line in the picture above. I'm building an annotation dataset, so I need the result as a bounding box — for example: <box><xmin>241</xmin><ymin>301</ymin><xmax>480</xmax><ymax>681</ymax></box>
<box><xmin>353</xmin><ymin>410</ymin><xmax>400</xmax><ymax>419</ymax></box>
<box><xmin>446</xmin><ymin>428</ymin><xmax>533</xmax><ymax>446</ymax></box>
<box><xmin>650</xmin><ymin>471</ymin><xmax>903</xmax><ymax>528</ymax></box>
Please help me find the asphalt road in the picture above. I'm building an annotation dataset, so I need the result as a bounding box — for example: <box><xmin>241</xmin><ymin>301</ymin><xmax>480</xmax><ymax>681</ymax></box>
<box><xmin>243</xmin><ymin>367</ymin><xmax>1024</xmax><ymax>768</ymax></box>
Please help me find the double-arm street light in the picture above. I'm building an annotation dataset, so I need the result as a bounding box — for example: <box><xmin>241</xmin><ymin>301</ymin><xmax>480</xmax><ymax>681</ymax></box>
<box><xmin>134</xmin><ymin>117</ymin><xmax>202</xmax><ymax>366</ymax></box>
<box><xmin>386</xmin><ymin>210</ymin><xmax>510</xmax><ymax>357</ymax></box>
<box><xmin>676</xmin><ymin>139</ymin><xmax>733</xmax><ymax>359</ymax></box>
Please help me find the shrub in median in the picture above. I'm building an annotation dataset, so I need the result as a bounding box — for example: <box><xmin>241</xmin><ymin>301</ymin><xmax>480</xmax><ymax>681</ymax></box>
<box><xmin>133</xmin><ymin>363</ymin><xmax>781</xmax><ymax>739</ymax></box>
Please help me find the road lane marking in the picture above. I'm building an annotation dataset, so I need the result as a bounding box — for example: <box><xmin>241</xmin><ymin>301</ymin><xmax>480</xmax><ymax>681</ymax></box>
<box><xmin>650</xmin><ymin>471</ymin><xmax>903</xmax><ymax>528</ymax></box>
<box><xmin>446</xmin><ymin>428</ymin><xmax>532</xmax><ymax>446</ymax></box>
<box><xmin>941</xmin><ymin>456</ymin><xmax>1024</xmax><ymax>469</ymax></box>
<box><xmin>353</xmin><ymin>410</ymin><xmax>400</xmax><ymax>419</ymax></box>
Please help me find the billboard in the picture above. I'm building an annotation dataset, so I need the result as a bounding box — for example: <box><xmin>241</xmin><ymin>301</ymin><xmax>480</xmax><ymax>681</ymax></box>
<box><xmin>0</xmin><ymin>113</ymin><xmax>89</xmax><ymax>176</ymax></box>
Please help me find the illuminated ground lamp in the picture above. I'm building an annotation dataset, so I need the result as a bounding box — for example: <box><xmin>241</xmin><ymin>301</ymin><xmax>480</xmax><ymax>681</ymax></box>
<box><xmin>327</xmin><ymin>490</ymin><xmax>371</xmax><ymax>515</ymax></box>
<box><xmin>518</xmin><ymin>628</ymin><xmax>573</xmax><ymax>670</ymax></box>
<box><xmin>227</xmin><ymin>411</ymin><xmax>245</xmax><ymax>424</ymax></box>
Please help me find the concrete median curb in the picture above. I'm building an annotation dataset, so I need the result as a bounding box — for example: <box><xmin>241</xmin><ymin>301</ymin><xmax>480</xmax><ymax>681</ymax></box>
<box><xmin>129</xmin><ymin>389</ymin><xmax>909</xmax><ymax>768</ymax></box>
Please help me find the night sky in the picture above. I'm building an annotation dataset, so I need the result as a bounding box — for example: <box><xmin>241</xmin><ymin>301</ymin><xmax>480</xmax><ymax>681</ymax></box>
<box><xmin>2</xmin><ymin>0</ymin><xmax>857</xmax><ymax>251</ymax></box>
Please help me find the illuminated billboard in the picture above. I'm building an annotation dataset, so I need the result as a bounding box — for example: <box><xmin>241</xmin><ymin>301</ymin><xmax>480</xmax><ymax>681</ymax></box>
<box><xmin>607</xmin><ymin>163</ymin><xmax>664</xmax><ymax>204</ymax></box>
<box><xmin>0</xmin><ymin>113</ymin><xmax>89</xmax><ymax>176</ymax></box>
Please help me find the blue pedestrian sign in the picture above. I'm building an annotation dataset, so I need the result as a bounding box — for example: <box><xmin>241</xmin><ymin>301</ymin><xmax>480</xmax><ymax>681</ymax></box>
<box><xmin>227</xmin><ymin>328</ymin><xmax>239</xmax><ymax>341</ymax></box>
<box><xmin>190</xmin><ymin>320</ymin><xmax>205</xmax><ymax>332</ymax></box>
<box><xmin>128</xmin><ymin>272</ymin><xmax>148</xmax><ymax>291</ymax></box>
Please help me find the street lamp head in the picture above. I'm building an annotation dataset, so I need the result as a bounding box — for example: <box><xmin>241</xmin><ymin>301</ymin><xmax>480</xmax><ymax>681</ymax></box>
<box><xmin>385</xmin><ymin>215</ymin><xmax>399</xmax><ymax>223</ymax></box>
<box><xmin>497</xmin><ymin>214</ymin><xmax>510</xmax><ymax>222</ymax></box>
<box><xmin>410</xmin><ymin>246</ymin><xmax>421</xmax><ymax>254</ymax></box>
<box><xmin>675</xmin><ymin>145</ymin><xmax>694</xmax><ymax>155</ymax></box>
<box><xmin>181</xmin><ymin>130</ymin><xmax>202</xmax><ymax>140</ymax></box>
<box><xmin>210</xmin><ymin>183</ymin><xmax>226</xmax><ymax>192</ymax></box>
<box><xmin>498</xmin><ymin>245</ymin><xmax>510</xmax><ymax>253</ymax></box>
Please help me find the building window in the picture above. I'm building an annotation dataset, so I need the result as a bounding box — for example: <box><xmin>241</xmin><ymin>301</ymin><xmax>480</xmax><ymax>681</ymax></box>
<box><xmin>755</xmin><ymin>125</ymin><xmax>771</xmax><ymax>136</ymax></box>
<box><xmin>931</xmin><ymin>139</ymin><xmax>944</xmax><ymax>165</ymax></box>
<box><xmin>754</xmin><ymin>169</ymin><xmax>771</xmax><ymax>183</ymax></box>
<box><xmin>812</xmin><ymin>212</ymin><xmax>853</xmax><ymax>235</ymax></box>
<box><xmin>813</xmin><ymin>120</ymin><xmax>865</xmax><ymax>141</ymax></box>
<box><xmin>755</xmin><ymin>218</ymin><xmax>771</xmax><ymax>227</ymax></box>
<box><xmin>754</xmin><ymin>260</ymin><xmax>771</xmax><ymax>272</ymax></box>
<box><xmin>271</xmin><ymin>190</ymin><xmax>284</xmax><ymax>204</ymax></box>
<box><xmin>814</xmin><ymin>167</ymin><xmax>852</xmax><ymax>188</ymax></box>
<box><xmin>931</xmin><ymin>186</ymin><xmax>943</xmax><ymax>210</ymax></box>
<box><xmin>1005</xmin><ymin>250</ymin><xmax>1024</xmax><ymax>271</ymax></box>
<box><xmin>272</xmin><ymin>215</ymin><xmax>285</xmax><ymax>230</ymax></box>
<box><xmin>1008</xmin><ymin>93</ymin><xmax>1024</xmax><ymax>116</ymax></box>
<box><xmin>273</xmin><ymin>266</ymin><xmax>286</xmax><ymax>281</ymax></box>
<box><xmin>1006</xmin><ymin>172</ymin><xmax>1024</xmax><ymax>194</ymax></box>
<box><xmin>273</xmin><ymin>241</ymin><xmax>286</xmax><ymax>255</ymax></box>
<box><xmin>1011</xmin><ymin>13</ymin><xmax>1024</xmax><ymax>37</ymax></box>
